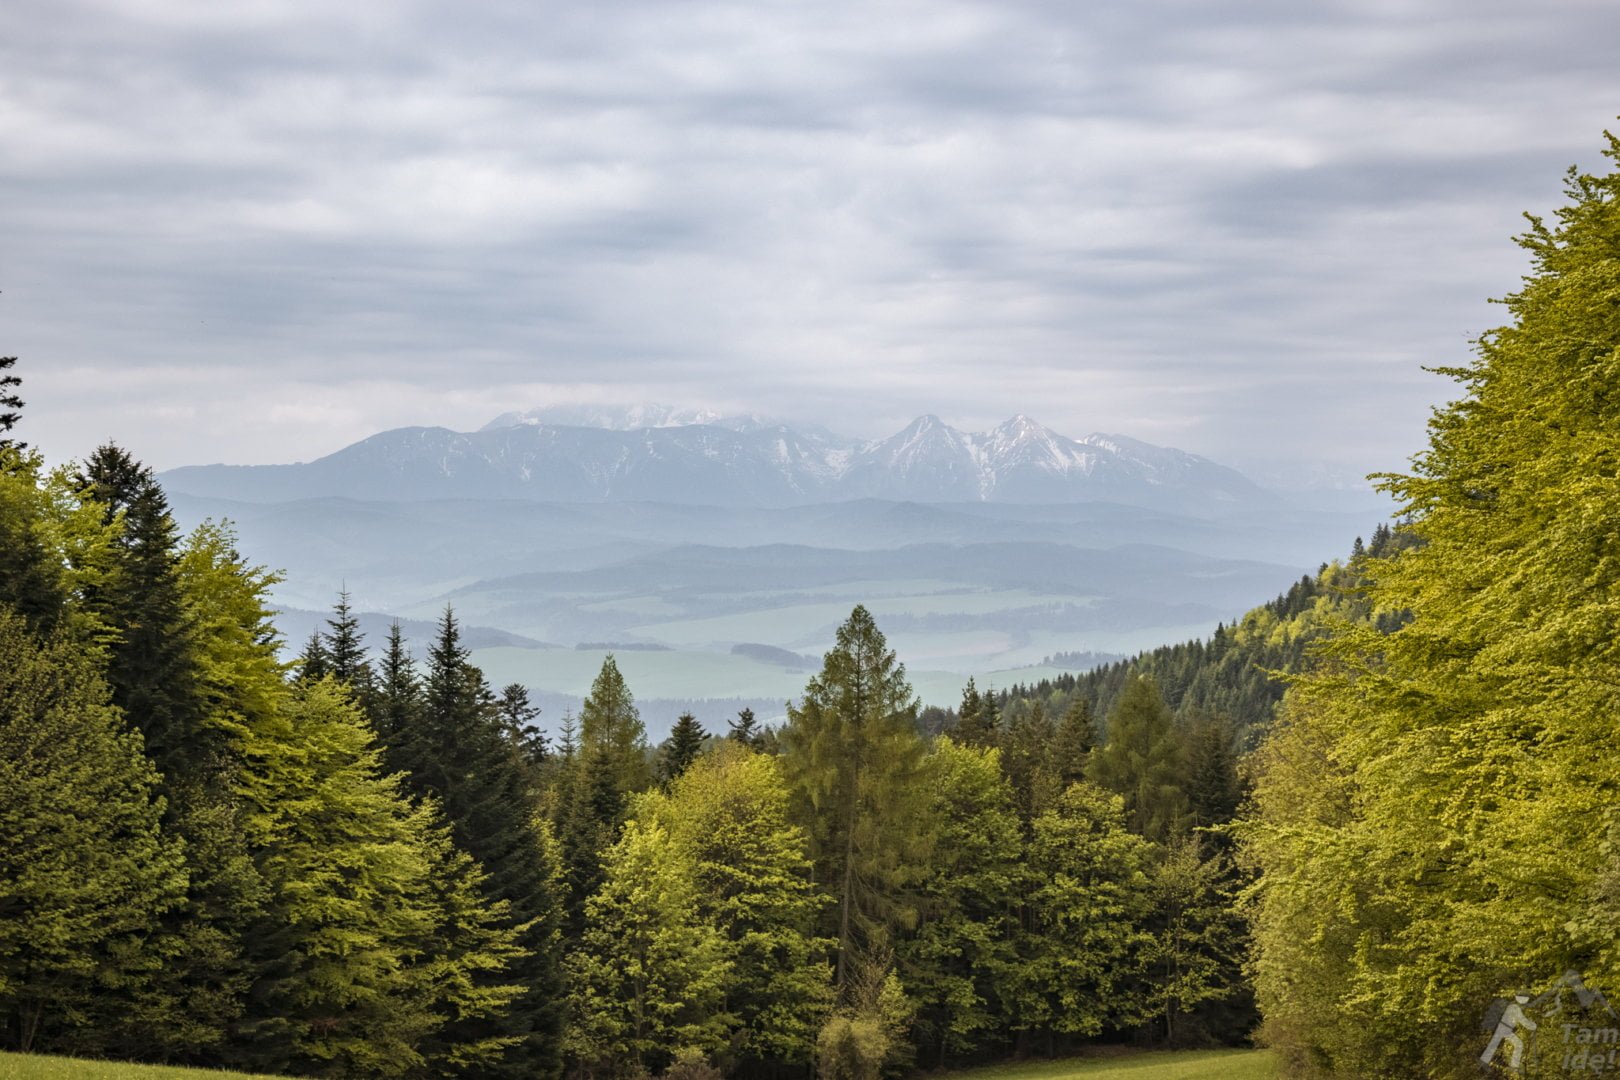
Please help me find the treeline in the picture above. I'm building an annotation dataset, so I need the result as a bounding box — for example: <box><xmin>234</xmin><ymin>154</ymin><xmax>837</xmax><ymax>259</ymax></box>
<box><xmin>0</xmin><ymin>371</ymin><xmax>1258</xmax><ymax>1078</ymax></box>
<box><xmin>982</xmin><ymin>523</ymin><xmax>1415</xmax><ymax>748</ymax></box>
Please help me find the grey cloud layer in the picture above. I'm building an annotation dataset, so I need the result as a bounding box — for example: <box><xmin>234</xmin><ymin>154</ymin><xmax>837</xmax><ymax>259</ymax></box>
<box><xmin>5</xmin><ymin>0</ymin><xmax>1619</xmax><ymax>477</ymax></box>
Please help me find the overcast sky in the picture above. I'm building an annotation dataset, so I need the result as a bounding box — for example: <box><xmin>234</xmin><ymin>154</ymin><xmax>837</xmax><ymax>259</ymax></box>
<box><xmin>5</xmin><ymin>0</ymin><xmax>1620</xmax><ymax>482</ymax></box>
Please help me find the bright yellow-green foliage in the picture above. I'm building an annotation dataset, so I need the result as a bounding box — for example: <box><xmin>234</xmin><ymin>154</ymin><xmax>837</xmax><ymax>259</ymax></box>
<box><xmin>936</xmin><ymin>1048</ymin><xmax>1279</xmax><ymax>1080</ymax></box>
<box><xmin>1243</xmin><ymin>132</ymin><xmax>1620</xmax><ymax>1077</ymax></box>
<box><xmin>0</xmin><ymin>1051</ymin><xmax>287</xmax><ymax>1080</ymax></box>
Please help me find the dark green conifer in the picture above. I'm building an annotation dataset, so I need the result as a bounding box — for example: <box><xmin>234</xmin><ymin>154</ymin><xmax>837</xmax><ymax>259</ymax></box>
<box><xmin>76</xmin><ymin>444</ymin><xmax>213</xmax><ymax>787</ymax></box>
<box><xmin>728</xmin><ymin>705</ymin><xmax>762</xmax><ymax>747</ymax></box>
<box><xmin>398</xmin><ymin>607</ymin><xmax>566</xmax><ymax>1080</ymax></box>
<box><xmin>0</xmin><ymin>356</ymin><xmax>23</xmax><ymax>450</ymax></box>
<box><xmin>659</xmin><ymin>711</ymin><xmax>706</xmax><ymax>784</ymax></box>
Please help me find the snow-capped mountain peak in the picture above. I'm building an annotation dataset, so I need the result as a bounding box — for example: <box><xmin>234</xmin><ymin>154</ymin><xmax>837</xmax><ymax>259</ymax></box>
<box><xmin>162</xmin><ymin>412</ymin><xmax>1279</xmax><ymax>516</ymax></box>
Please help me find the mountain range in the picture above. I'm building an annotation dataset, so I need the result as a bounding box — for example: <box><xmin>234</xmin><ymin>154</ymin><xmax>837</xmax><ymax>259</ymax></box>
<box><xmin>160</xmin><ymin>411</ymin><xmax>1278</xmax><ymax>515</ymax></box>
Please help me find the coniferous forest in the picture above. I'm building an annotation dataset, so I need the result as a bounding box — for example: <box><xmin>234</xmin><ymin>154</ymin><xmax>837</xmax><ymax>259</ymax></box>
<box><xmin>6</xmin><ymin>132</ymin><xmax>1620</xmax><ymax>1080</ymax></box>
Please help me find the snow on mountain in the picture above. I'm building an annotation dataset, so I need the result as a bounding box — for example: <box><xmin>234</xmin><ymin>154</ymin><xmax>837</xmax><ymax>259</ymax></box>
<box><xmin>482</xmin><ymin>403</ymin><xmax>776</xmax><ymax>433</ymax></box>
<box><xmin>160</xmin><ymin>414</ymin><xmax>1280</xmax><ymax>516</ymax></box>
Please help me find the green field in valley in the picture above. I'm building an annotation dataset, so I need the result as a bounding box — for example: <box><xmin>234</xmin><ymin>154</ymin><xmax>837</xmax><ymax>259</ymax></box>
<box><xmin>0</xmin><ymin>1049</ymin><xmax>1279</xmax><ymax>1080</ymax></box>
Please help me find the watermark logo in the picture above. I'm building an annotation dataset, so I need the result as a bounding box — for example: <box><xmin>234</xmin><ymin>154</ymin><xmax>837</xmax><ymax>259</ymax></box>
<box><xmin>1481</xmin><ymin>971</ymin><xmax>1618</xmax><ymax>1075</ymax></box>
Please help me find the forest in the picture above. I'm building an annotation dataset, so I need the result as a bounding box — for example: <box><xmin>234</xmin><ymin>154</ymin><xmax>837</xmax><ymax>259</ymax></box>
<box><xmin>5</xmin><ymin>131</ymin><xmax>1620</xmax><ymax>1080</ymax></box>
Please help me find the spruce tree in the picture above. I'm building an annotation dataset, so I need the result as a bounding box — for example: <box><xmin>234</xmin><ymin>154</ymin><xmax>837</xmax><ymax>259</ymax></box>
<box><xmin>953</xmin><ymin>677</ymin><xmax>994</xmax><ymax>746</ymax></box>
<box><xmin>0</xmin><ymin>356</ymin><xmax>23</xmax><ymax>450</ymax></box>
<box><xmin>372</xmin><ymin>621</ymin><xmax>421</xmax><ymax>771</ymax></box>
<box><xmin>728</xmin><ymin>706</ymin><xmax>762</xmax><ymax>748</ymax></box>
<box><xmin>235</xmin><ymin>679</ymin><xmax>525</xmax><ymax>1078</ymax></box>
<box><xmin>780</xmin><ymin>605</ymin><xmax>932</xmax><ymax>993</ymax></box>
<box><xmin>497</xmin><ymin>682</ymin><xmax>548</xmax><ymax>767</ymax></box>
<box><xmin>298</xmin><ymin>628</ymin><xmax>331</xmax><ymax>682</ymax></box>
<box><xmin>660</xmin><ymin>711</ymin><xmax>707</xmax><ymax>784</ymax></box>
<box><xmin>556</xmin><ymin>740</ymin><xmax>623</xmax><ymax>940</ymax></box>
<box><xmin>0</xmin><ymin>608</ymin><xmax>187</xmax><ymax>1055</ymax></box>
<box><xmin>399</xmin><ymin>607</ymin><xmax>567</xmax><ymax>1080</ymax></box>
<box><xmin>323</xmin><ymin>588</ymin><xmax>372</xmax><ymax>695</ymax></box>
<box><xmin>564</xmin><ymin>816</ymin><xmax>732</xmax><ymax>1075</ymax></box>
<box><xmin>76</xmin><ymin>444</ymin><xmax>213</xmax><ymax>786</ymax></box>
<box><xmin>1086</xmin><ymin>675</ymin><xmax>1187</xmax><ymax>842</ymax></box>
<box><xmin>1050</xmin><ymin>698</ymin><xmax>1096</xmax><ymax>786</ymax></box>
<box><xmin>0</xmin><ymin>450</ymin><xmax>76</xmax><ymax>632</ymax></box>
<box><xmin>1184</xmin><ymin>715</ymin><xmax>1243</xmax><ymax>836</ymax></box>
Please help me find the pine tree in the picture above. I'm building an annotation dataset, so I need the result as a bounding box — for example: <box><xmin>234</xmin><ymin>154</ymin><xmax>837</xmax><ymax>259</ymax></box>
<box><xmin>780</xmin><ymin>605</ymin><xmax>932</xmax><ymax>993</ymax></box>
<box><xmin>579</xmin><ymin>655</ymin><xmax>650</xmax><ymax>796</ymax></box>
<box><xmin>1086</xmin><ymin>675</ymin><xmax>1187</xmax><ymax>842</ymax></box>
<box><xmin>660</xmin><ymin>711</ymin><xmax>707</xmax><ymax>784</ymax></box>
<box><xmin>0</xmin><ymin>607</ymin><xmax>188</xmax><ymax>1055</ymax></box>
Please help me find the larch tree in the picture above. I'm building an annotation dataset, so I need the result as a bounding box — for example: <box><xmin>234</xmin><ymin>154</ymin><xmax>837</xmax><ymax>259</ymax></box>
<box><xmin>779</xmin><ymin>605</ymin><xmax>932</xmax><ymax>994</ymax></box>
<box><xmin>579</xmin><ymin>655</ymin><xmax>651</xmax><ymax>797</ymax></box>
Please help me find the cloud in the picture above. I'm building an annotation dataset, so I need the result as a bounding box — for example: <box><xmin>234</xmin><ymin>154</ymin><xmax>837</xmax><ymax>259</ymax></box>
<box><xmin>4</xmin><ymin>0</ymin><xmax>1619</xmax><ymax>481</ymax></box>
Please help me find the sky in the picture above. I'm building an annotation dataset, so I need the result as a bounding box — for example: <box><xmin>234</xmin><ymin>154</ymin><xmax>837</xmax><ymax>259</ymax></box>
<box><xmin>5</xmin><ymin>0</ymin><xmax>1620</xmax><ymax>484</ymax></box>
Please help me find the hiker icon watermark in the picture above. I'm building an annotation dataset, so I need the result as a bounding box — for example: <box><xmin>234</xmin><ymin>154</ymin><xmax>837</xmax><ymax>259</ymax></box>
<box><xmin>1480</xmin><ymin>971</ymin><xmax>1618</xmax><ymax>1075</ymax></box>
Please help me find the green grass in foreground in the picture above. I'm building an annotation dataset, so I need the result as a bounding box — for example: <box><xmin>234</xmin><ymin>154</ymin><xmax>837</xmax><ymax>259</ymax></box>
<box><xmin>0</xmin><ymin>1052</ymin><xmax>278</xmax><ymax>1080</ymax></box>
<box><xmin>943</xmin><ymin>1048</ymin><xmax>1279</xmax><ymax>1080</ymax></box>
<box><xmin>0</xmin><ymin>1048</ymin><xmax>1279</xmax><ymax>1080</ymax></box>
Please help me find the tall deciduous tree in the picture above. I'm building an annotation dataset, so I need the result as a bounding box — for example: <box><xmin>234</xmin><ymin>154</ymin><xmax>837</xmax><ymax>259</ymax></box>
<box><xmin>1003</xmin><ymin>783</ymin><xmax>1155</xmax><ymax>1047</ymax></box>
<box><xmin>780</xmin><ymin>605</ymin><xmax>931</xmax><ymax>993</ymax></box>
<box><xmin>651</xmin><ymin>743</ymin><xmax>834</xmax><ymax>1070</ymax></box>
<box><xmin>1242</xmin><ymin>132</ymin><xmax>1620</xmax><ymax>1077</ymax></box>
<box><xmin>565</xmin><ymin>815</ymin><xmax>732</xmax><ymax>1076</ymax></box>
<box><xmin>899</xmin><ymin>738</ymin><xmax>1022</xmax><ymax>1064</ymax></box>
